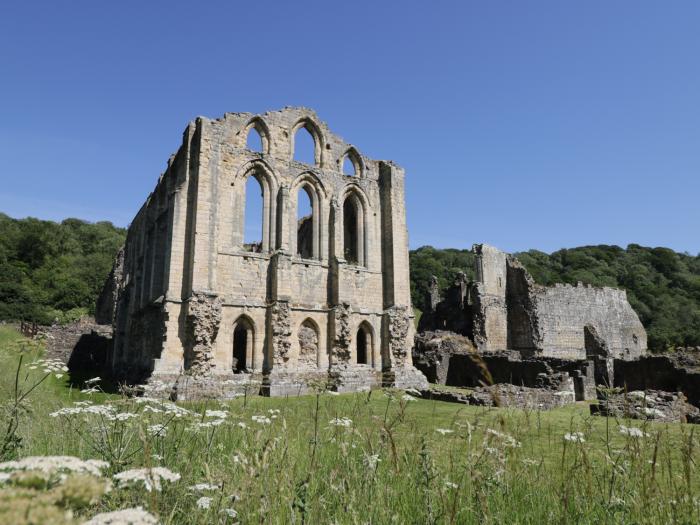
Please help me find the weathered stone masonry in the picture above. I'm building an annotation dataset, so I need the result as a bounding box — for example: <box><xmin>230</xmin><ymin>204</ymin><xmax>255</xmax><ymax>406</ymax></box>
<box><xmin>98</xmin><ymin>107</ymin><xmax>427</xmax><ymax>397</ymax></box>
<box><xmin>421</xmin><ymin>244</ymin><xmax>647</xmax><ymax>361</ymax></box>
<box><xmin>417</xmin><ymin>244</ymin><xmax>648</xmax><ymax>404</ymax></box>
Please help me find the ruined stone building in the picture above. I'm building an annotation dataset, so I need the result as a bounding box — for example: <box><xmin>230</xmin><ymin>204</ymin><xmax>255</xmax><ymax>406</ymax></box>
<box><xmin>416</xmin><ymin>244</ymin><xmax>648</xmax><ymax>402</ymax></box>
<box><xmin>420</xmin><ymin>244</ymin><xmax>647</xmax><ymax>361</ymax></box>
<box><xmin>97</xmin><ymin>107</ymin><xmax>427</xmax><ymax>397</ymax></box>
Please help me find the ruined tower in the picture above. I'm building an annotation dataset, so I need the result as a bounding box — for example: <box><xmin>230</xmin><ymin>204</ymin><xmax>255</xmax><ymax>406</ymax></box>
<box><xmin>98</xmin><ymin>107</ymin><xmax>427</xmax><ymax>397</ymax></box>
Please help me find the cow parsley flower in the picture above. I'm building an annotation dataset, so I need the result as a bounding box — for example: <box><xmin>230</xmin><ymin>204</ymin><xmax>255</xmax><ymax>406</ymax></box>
<box><xmin>109</xmin><ymin>412</ymin><xmax>139</xmax><ymax>422</ymax></box>
<box><xmin>444</xmin><ymin>481</ymin><xmax>459</xmax><ymax>489</ymax></box>
<box><xmin>189</xmin><ymin>483</ymin><xmax>220</xmax><ymax>492</ymax></box>
<box><xmin>329</xmin><ymin>417</ymin><xmax>352</xmax><ymax>427</ymax></box>
<box><xmin>363</xmin><ymin>454</ymin><xmax>381</xmax><ymax>470</ymax></box>
<box><xmin>196</xmin><ymin>496</ymin><xmax>213</xmax><ymax>509</ymax></box>
<box><xmin>401</xmin><ymin>394</ymin><xmax>416</xmax><ymax>402</ymax></box>
<box><xmin>205</xmin><ymin>410</ymin><xmax>228</xmax><ymax>419</ymax></box>
<box><xmin>85</xmin><ymin>377</ymin><xmax>102</xmax><ymax>385</ymax></box>
<box><xmin>147</xmin><ymin>424</ymin><xmax>167</xmax><ymax>437</ymax></box>
<box><xmin>82</xmin><ymin>506</ymin><xmax>159</xmax><ymax>525</ymax></box>
<box><xmin>486</xmin><ymin>428</ymin><xmax>521</xmax><ymax>448</ymax></box>
<box><xmin>252</xmin><ymin>415</ymin><xmax>271</xmax><ymax>425</ymax></box>
<box><xmin>564</xmin><ymin>432</ymin><xmax>586</xmax><ymax>443</ymax></box>
<box><xmin>619</xmin><ymin>425</ymin><xmax>648</xmax><ymax>438</ymax></box>
<box><xmin>0</xmin><ymin>456</ymin><xmax>109</xmax><ymax>477</ymax></box>
<box><xmin>435</xmin><ymin>428</ymin><xmax>454</xmax><ymax>435</ymax></box>
<box><xmin>114</xmin><ymin>467</ymin><xmax>181</xmax><ymax>492</ymax></box>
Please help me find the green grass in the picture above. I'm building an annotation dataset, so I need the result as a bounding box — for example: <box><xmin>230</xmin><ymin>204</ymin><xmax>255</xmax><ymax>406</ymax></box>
<box><xmin>1</xmin><ymin>326</ymin><xmax>699</xmax><ymax>524</ymax></box>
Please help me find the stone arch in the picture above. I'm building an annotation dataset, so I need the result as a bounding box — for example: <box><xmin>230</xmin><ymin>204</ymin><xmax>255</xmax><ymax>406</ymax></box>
<box><xmin>298</xmin><ymin>318</ymin><xmax>320</xmax><ymax>367</ymax></box>
<box><xmin>339</xmin><ymin>147</ymin><xmax>363</xmax><ymax>177</ymax></box>
<box><xmin>340</xmin><ymin>186</ymin><xmax>369</xmax><ymax>266</ymax></box>
<box><xmin>356</xmin><ymin>321</ymin><xmax>374</xmax><ymax>365</ymax></box>
<box><xmin>232</xmin><ymin>315</ymin><xmax>255</xmax><ymax>373</ymax></box>
<box><xmin>233</xmin><ymin>160</ymin><xmax>278</xmax><ymax>252</ymax></box>
<box><xmin>290</xmin><ymin>172</ymin><xmax>326</xmax><ymax>259</ymax></box>
<box><xmin>290</xmin><ymin>117</ymin><xmax>325</xmax><ymax>167</ymax></box>
<box><xmin>243</xmin><ymin>117</ymin><xmax>270</xmax><ymax>154</ymax></box>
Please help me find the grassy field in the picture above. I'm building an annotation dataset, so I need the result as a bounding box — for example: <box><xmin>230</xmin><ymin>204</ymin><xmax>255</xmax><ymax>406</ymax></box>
<box><xmin>0</xmin><ymin>325</ymin><xmax>698</xmax><ymax>524</ymax></box>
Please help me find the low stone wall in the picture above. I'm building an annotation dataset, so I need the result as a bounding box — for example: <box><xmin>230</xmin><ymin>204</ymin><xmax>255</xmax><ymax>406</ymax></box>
<box><xmin>421</xmin><ymin>384</ymin><xmax>576</xmax><ymax>410</ymax></box>
<box><xmin>413</xmin><ymin>330</ymin><xmax>597</xmax><ymax>402</ymax></box>
<box><xmin>614</xmin><ymin>352</ymin><xmax>700</xmax><ymax>408</ymax></box>
<box><xmin>591</xmin><ymin>390</ymin><xmax>700</xmax><ymax>424</ymax></box>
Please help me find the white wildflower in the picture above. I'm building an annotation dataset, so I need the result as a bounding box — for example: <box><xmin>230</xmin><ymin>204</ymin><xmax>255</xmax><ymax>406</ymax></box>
<box><xmin>196</xmin><ymin>496</ymin><xmax>213</xmax><ymax>509</ymax></box>
<box><xmin>363</xmin><ymin>453</ymin><xmax>381</xmax><ymax>470</ymax></box>
<box><xmin>0</xmin><ymin>456</ymin><xmax>109</xmax><ymax>477</ymax></box>
<box><xmin>236</xmin><ymin>421</ymin><xmax>248</xmax><ymax>429</ymax></box>
<box><xmin>114</xmin><ymin>467</ymin><xmax>180</xmax><ymax>492</ymax></box>
<box><xmin>55</xmin><ymin>373</ymin><xmax>64</xmax><ymax>379</ymax></box>
<box><xmin>444</xmin><ymin>481</ymin><xmax>459</xmax><ymax>489</ymax></box>
<box><xmin>82</xmin><ymin>506</ymin><xmax>159</xmax><ymax>525</ymax></box>
<box><xmin>205</xmin><ymin>410</ymin><xmax>228</xmax><ymax>419</ymax></box>
<box><xmin>329</xmin><ymin>417</ymin><xmax>352</xmax><ymax>427</ymax></box>
<box><xmin>151</xmin><ymin>454</ymin><xmax>163</xmax><ymax>461</ymax></box>
<box><xmin>564</xmin><ymin>432</ymin><xmax>586</xmax><ymax>443</ymax></box>
<box><xmin>143</xmin><ymin>405</ymin><xmax>163</xmax><ymax>414</ymax></box>
<box><xmin>619</xmin><ymin>425</ymin><xmax>648</xmax><ymax>438</ymax></box>
<box><xmin>193</xmin><ymin>420</ymin><xmax>222</xmax><ymax>430</ymax></box>
<box><xmin>85</xmin><ymin>377</ymin><xmax>101</xmax><ymax>385</ymax></box>
<box><xmin>401</xmin><ymin>394</ymin><xmax>416</xmax><ymax>402</ymax></box>
<box><xmin>221</xmin><ymin>508</ymin><xmax>238</xmax><ymax>518</ymax></box>
<box><xmin>436</xmin><ymin>428</ymin><xmax>454</xmax><ymax>435</ymax></box>
<box><xmin>268</xmin><ymin>409</ymin><xmax>280</xmax><ymax>414</ymax></box>
<box><xmin>189</xmin><ymin>483</ymin><xmax>220</xmax><ymax>492</ymax></box>
<box><xmin>252</xmin><ymin>415</ymin><xmax>271</xmax><ymax>425</ymax></box>
<box><xmin>109</xmin><ymin>412</ymin><xmax>138</xmax><ymax>422</ymax></box>
<box><xmin>147</xmin><ymin>424</ymin><xmax>167</xmax><ymax>437</ymax></box>
<box><xmin>81</xmin><ymin>387</ymin><xmax>100</xmax><ymax>394</ymax></box>
<box><xmin>486</xmin><ymin>428</ymin><xmax>521</xmax><ymax>448</ymax></box>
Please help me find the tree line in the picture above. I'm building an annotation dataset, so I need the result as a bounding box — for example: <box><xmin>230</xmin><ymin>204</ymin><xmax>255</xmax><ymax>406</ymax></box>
<box><xmin>1</xmin><ymin>213</ymin><xmax>698</xmax><ymax>352</ymax></box>
<box><xmin>0</xmin><ymin>213</ymin><xmax>126</xmax><ymax>324</ymax></box>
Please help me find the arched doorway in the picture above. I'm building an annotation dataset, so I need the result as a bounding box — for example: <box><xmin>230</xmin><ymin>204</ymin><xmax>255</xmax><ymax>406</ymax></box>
<box><xmin>233</xmin><ymin>317</ymin><xmax>254</xmax><ymax>373</ymax></box>
<box><xmin>356</xmin><ymin>322</ymin><xmax>373</xmax><ymax>365</ymax></box>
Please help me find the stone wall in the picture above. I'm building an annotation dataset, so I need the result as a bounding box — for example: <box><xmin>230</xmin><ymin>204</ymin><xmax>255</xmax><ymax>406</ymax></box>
<box><xmin>413</xmin><ymin>331</ymin><xmax>597</xmax><ymax>401</ymax></box>
<box><xmin>419</xmin><ymin>244</ymin><xmax>647</xmax><ymax>360</ymax></box>
<box><xmin>98</xmin><ymin>107</ymin><xmax>426</xmax><ymax>396</ymax></box>
<box><xmin>533</xmin><ymin>282</ymin><xmax>646</xmax><ymax>360</ymax></box>
<box><xmin>614</xmin><ymin>352</ymin><xmax>700</xmax><ymax>408</ymax></box>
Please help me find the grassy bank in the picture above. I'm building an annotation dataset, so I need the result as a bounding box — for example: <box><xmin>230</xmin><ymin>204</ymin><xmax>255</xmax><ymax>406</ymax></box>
<box><xmin>0</xmin><ymin>326</ymin><xmax>698</xmax><ymax>524</ymax></box>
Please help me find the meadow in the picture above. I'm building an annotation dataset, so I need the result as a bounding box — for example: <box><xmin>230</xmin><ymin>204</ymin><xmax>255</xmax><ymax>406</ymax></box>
<box><xmin>0</xmin><ymin>326</ymin><xmax>698</xmax><ymax>524</ymax></box>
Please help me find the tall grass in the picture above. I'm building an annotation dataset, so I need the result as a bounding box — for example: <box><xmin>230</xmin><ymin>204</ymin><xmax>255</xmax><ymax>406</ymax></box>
<box><xmin>0</xmin><ymin>326</ymin><xmax>698</xmax><ymax>524</ymax></box>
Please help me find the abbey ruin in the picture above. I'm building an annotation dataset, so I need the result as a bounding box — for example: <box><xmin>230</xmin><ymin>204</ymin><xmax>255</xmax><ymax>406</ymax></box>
<box><xmin>97</xmin><ymin>107</ymin><xmax>427</xmax><ymax>397</ymax></box>
<box><xmin>96</xmin><ymin>106</ymin><xmax>687</xmax><ymax>409</ymax></box>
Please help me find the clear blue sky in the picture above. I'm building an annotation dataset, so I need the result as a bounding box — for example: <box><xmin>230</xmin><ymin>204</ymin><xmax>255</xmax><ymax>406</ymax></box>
<box><xmin>1</xmin><ymin>1</ymin><xmax>698</xmax><ymax>254</ymax></box>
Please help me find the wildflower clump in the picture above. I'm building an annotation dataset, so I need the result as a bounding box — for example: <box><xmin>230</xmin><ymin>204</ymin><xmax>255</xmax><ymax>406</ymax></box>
<box><xmin>82</xmin><ymin>506</ymin><xmax>159</xmax><ymax>525</ymax></box>
<box><xmin>564</xmin><ymin>432</ymin><xmax>586</xmax><ymax>443</ymax></box>
<box><xmin>0</xmin><ymin>456</ymin><xmax>111</xmax><ymax>525</ymax></box>
<box><xmin>113</xmin><ymin>467</ymin><xmax>180</xmax><ymax>492</ymax></box>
